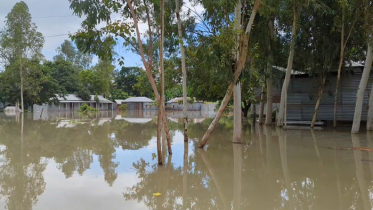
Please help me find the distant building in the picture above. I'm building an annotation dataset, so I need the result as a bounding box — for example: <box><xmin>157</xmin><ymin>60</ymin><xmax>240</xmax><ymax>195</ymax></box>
<box><xmin>33</xmin><ymin>94</ymin><xmax>114</xmax><ymax>112</ymax></box>
<box><xmin>166</xmin><ymin>97</ymin><xmax>204</xmax><ymax>111</ymax></box>
<box><xmin>115</xmin><ymin>97</ymin><xmax>155</xmax><ymax>110</ymax></box>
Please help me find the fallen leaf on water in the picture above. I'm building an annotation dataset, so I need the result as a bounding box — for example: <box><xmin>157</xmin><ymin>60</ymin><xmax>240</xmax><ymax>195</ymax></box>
<box><xmin>153</xmin><ymin>192</ymin><xmax>161</xmax><ymax>196</ymax></box>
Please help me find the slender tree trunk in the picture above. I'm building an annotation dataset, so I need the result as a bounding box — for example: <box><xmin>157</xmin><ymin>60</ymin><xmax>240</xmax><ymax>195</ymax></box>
<box><xmin>157</xmin><ymin>108</ymin><xmax>163</xmax><ymax>165</ymax></box>
<box><xmin>175</xmin><ymin>0</ymin><xmax>188</xmax><ymax>142</ymax></box>
<box><xmin>259</xmin><ymin>87</ymin><xmax>265</xmax><ymax>124</ymax></box>
<box><xmin>311</xmin><ymin>75</ymin><xmax>326</xmax><ymax>128</ymax></box>
<box><xmin>126</xmin><ymin>0</ymin><xmax>172</xmax><ymax>153</ymax></box>
<box><xmin>265</xmin><ymin>19</ymin><xmax>275</xmax><ymax>125</ymax></box>
<box><xmin>277</xmin><ymin>7</ymin><xmax>298</xmax><ymax>128</ymax></box>
<box><xmin>265</xmin><ymin>75</ymin><xmax>273</xmax><ymax>125</ymax></box>
<box><xmin>367</xmin><ymin>83</ymin><xmax>373</xmax><ymax>130</ymax></box>
<box><xmin>233</xmin><ymin>0</ymin><xmax>242</xmax><ymax>143</ymax></box>
<box><xmin>157</xmin><ymin>0</ymin><xmax>166</xmax><ymax>165</ymax></box>
<box><xmin>20</xmin><ymin>57</ymin><xmax>24</xmax><ymax>113</ymax></box>
<box><xmin>334</xmin><ymin>12</ymin><xmax>345</xmax><ymax>128</ymax></box>
<box><xmin>233</xmin><ymin>82</ymin><xmax>242</xmax><ymax>143</ymax></box>
<box><xmin>199</xmin><ymin>0</ymin><xmax>261</xmax><ymax>148</ymax></box>
<box><xmin>351</xmin><ymin>43</ymin><xmax>373</xmax><ymax>133</ymax></box>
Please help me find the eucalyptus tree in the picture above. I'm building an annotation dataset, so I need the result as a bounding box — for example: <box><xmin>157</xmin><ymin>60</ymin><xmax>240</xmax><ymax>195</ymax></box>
<box><xmin>54</xmin><ymin>40</ymin><xmax>93</xmax><ymax>70</ymax></box>
<box><xmin>298</xmin><ymin>2</ymin><xmax>340</xmax><ymax>128</ymax></box>
<box><xmin>276</xmin><ymin>0</ymin><xmax>303</xmax><ymax>127</ymax></box>
<box><xmin>198</xmin><ymin>0</ymin><xmax>262</xmax><ymax>147</ymax></box>
<box><xmin>175</xmin><ymin>0</ymin><xmax>189</xmax><ymax>141</ymax></box>
<box><xmin>333</xmin><ymin>0</ymin><xmax>363</xmax><ymax>128</ymax></box>
<box><xmin>0</xmin><ymin>1</ymin><xmax>44</xmax><ymax>112</ymax></box>
<box><xmin>68</xmin><ymin>0</ymin><xmax>174</xmax><ymax>163</ymax></box>
<box><xmin>352</xmin><ymin>0</ymin><xmax>373</xmax><ymax>133</ymax></box>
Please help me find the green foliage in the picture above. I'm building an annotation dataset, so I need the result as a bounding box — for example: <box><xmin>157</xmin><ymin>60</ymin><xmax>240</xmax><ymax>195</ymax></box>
<box><xmin>76</xmin><ymin>85</ymin><xmax>91</xmax><ymax>101</ymax></box>
<box><xmin>54</xmin><ymin>40</ymin><xmax>92</xmax><ymax>70</ymax></box>
<box><xmin>78</xmin><ymin>103</ymin><xmax>98</xmax><ymax>112</ymax></box>
<box><xmin>111</xmin><ymin>89</ymin><xmax>129</xmax><ymax>100</ymax></box>
<box><xmin>94</xmin><ymin>94</ymin><xmax>100</xmax><ymax>104</ymax></box>
<box><xmin>78</xmin><ymin>59</ymin><xmax>114</xmax><ymax>97</ymax></box>
<box><xmin>177</xmin><ymin>98</ymin><xmax>194</xmax><ymax>105</ymax></box>
<box><xmin>119</xmin><ymin>104</ymin><xmax>128</xmax><ymax>111</ymax></box>
<box><xmin>0</xmin><ymin>59</ymin><xmax>59</xmax><ymax>106</ymax></box>
<box><xmin>45</xmin><ymin>60</ymin><xmax>80</xmax><ymax>93</ymax></box>
<box><xmin>113</xmin><ymin>66</ymin><xmax>142</xmax><ymax>96</ymax></box>
<box><xmin>133</xmin><ymin>70</ymin><xmax>154</xmax><ymax>98</ymax></box>
<box><xmin>0</xmin><ymin>1</ymin><xmax>44</xmax><ymax>65</ymax></box>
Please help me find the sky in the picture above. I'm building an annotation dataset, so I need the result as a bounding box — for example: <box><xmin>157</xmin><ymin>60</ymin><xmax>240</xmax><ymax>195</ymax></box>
<box><xmin>0</xmin><ymin>0</ymin><xmax>204</xmax><ymax>69</ymax></box>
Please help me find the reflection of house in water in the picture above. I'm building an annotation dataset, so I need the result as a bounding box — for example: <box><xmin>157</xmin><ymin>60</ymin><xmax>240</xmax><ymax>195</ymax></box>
<box><xmin>34</xmin><ymin>110</ymin><xmax>115</xmax><ymax>121</ymax></box>
<box><xmin>115</xmin><ymin>115</ymin><xmax>153</xmax><ymax>124</ymax></box>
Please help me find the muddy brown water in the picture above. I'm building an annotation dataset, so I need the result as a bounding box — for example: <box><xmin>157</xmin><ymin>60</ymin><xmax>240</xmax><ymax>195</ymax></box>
<box><xmin>0</xmin><ymin>111</ymin><xmax>373</xmax><ymax>210</ymax></box>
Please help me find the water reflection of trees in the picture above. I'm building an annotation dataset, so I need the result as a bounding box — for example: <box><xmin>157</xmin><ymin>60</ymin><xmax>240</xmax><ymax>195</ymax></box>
<box><xmin>124</xmin><ymin>125</ymin><xmax>373</xmax><ymax>210</ymax></box>
<box><xmin>0</xmin><ymin>116</ymin><xmax>158</xmax><ymax>209</ymax></box>
<box><xmin>1</xmin><ymin>114</ymin><xmax>373</xmax><ymax>209</ymax></box>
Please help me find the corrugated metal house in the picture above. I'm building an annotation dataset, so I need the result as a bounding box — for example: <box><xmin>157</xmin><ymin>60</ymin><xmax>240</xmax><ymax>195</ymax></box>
<box><xmin>269</xmin><ymin>63</ymin><xmax>371</xmax><ymax>122</ymax></box>
<box><xmin>116</xmin><ymin>97</ymin><xmax>155</xmax><ymax>110</ymax></box>
<box><xmin>33</xmin><ymin>94</ymin><xmax>114</xmax><ymax>112</ymax></box>
<box><xmin>166</xmin><ymin>97</ymin><xmax>204</xmax><ymax>111</ymax></box>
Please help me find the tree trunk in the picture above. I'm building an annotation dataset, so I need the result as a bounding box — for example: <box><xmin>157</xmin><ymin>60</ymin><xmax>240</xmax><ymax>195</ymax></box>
<box><xmin>199</xmin><ymin>0</ymin><xmax>261</xmax><ymax>148</ymax></box>
<box><xmin>233</xmin><ymin>0</ymin><xmax>242</xmax><ymax>143</ymax></box>
<box><xmin>20</xmin><ymin>57</ymin><xmax>24</xmax><ymax>113</ymax></box>
<box><xmin>333</xmin><ymin>12</ymin><xmax>345</xmax><ymax>128</ymax></box>
<box><xmin>265</xmin><ymin>19</ymin><xmax>274</xmax><ymax>125</ymax></box>
<box><xmin>311</xmin><ymin>75</ymin><xmax>326</xmax><ymax>128</ymax></box>
<box><xmin>277</xmin><ymin>7</ymin><xmax>298</xmax><ymax>128</ymax></box>
<box><xmin>259</xmin><ymin>87</ymin><xmax>265</xmax><ymax>124</ymax></box>
<box><xmin>351</xmin><ymin>43</ymin><xmax>373</xmax><ymax>133</ymax></box>
<box><xmin>367</xmin><ymin>83</ymin><xmax>373</xmax><ymax>130</ymax></box>
<box><xmin>233</xmin><ymin>82</ymin><xmax>242</xmax><ymax>143</ymax></box>
<box><xmin>265</xmin><ymin>77</ymin><xmax>273</xmax><ymax>125</ymax></box>
<box><xmin>157</xmin><ymin>107</ymin><xmax>163</xmax><ymax>165</ymax></box>
<box><xmin>175</xmin><ymin>0</ymin><xmax>188</xmax><ymax>142</ymax></box>
<box><xmin>242</xmin><ymin>101</ymin><xmax>250</xmax><ymax>118</ymax></box>
<box><xmin>158</xmin><ymin>0</ymin><xmax>167</xmax><ymax>164</ymax></box>
<box><xmin>127</xmin><ymin>0</ymin><xmax>172</xmax><ymax>153</ymax></box>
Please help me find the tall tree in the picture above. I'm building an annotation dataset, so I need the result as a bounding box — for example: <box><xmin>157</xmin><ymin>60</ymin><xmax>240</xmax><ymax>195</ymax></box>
<box><xmin>175</xmin><ymin>0</ymin><xmax>189</xmax><ymax>142</ymax></box>
<box><xmin>233</xmin><ymin>0</ymin><xmax>242</xmax><ymax>143</ymax></box>
<box><xmin>333</xmin><ymin>1</ymin><xmax>362</xmax><ymax>128</ymax></box>
<box><xmin>199</xmin><ymin>0</ymin><xmax>262</xmax><ymax>147</ymax></box>
<box><xmin>276</xmin><ymin>2</ymin><xmax>300</xmax><ymax>128</ymax></box>
<box><xmin>352</xmin><ymin>0</ymin><xmax>373</xmax><ymax>133</ymax></box>
<box><xmin>69</xmin><ymin>0</ymin><xmax>173</xmax><ymax>162</ymax></box>
<box><xmin>0</xmin><ymin>1</ymin><xmax>44</xmax><ymax>112</ymax></box>
<box><xmin>54</xmin><ymin>40</ymin><xmax>92</xmax><ymax>70</ymax></box>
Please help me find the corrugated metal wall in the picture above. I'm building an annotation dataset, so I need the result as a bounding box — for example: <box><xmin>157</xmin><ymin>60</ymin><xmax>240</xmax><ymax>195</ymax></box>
<box><xmin>279</xmin><ymin>72</ymin><xmax>373</xmax><ymax>121</ymax></box>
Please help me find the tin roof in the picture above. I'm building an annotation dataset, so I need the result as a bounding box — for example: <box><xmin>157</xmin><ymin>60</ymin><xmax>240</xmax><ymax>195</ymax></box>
<box><xmin>57</xmin><ymin>94</ymin><xmax>113</xmax><ymax>103</ymax></box>
<box><xmin>116</xmin><ymin>97</ymin><xmax>154</xmax><ymax>103</ymax></box>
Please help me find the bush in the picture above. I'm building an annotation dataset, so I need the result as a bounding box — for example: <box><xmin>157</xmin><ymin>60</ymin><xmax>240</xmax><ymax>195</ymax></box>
<box><xmin>76</xmin><ymin>86</ymin><xmax>91</xmax><ymax>101</ymax></box>
<box><xmin>119</xmin><ymin>104</ymin><xmax>128</xmax><ymax>111</ymax></box>
<box><xmin>78</xmin><ymin>103</ymin><xmax>98</xmax><ymax>113</ymax></box>
<box><xmin>177</xmin><ymin>98</ymin><xmax>194</xmax><ymax>105</ymax></box>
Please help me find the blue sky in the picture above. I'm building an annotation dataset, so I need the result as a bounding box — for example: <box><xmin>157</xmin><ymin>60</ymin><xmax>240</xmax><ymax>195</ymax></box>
<box><xmin>0</xmin><ymin>0</ymin><xmax>203</xmax><ymax>70</ymax></box>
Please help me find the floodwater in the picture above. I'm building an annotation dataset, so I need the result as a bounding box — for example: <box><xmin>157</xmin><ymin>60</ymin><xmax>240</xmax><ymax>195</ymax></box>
<box><xmin>0</xmin><ymin>111</ymin><xmax>373</xmax><ymax>210</ymax></box>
